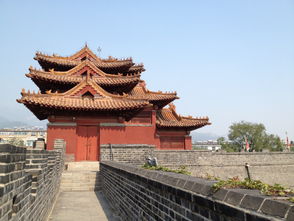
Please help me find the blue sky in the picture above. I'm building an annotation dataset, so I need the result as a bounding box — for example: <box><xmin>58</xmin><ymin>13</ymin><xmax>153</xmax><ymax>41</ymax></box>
<box><xmin>0</xmin><ymin>0</ymin><xmax>293</xmax><ymax>139</ymax></box>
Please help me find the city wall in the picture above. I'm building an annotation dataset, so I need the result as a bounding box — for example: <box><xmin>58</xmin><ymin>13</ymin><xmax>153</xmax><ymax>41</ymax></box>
<box><xmin>100</xmin><ymin>144</ymin><xmax>154</xmax><ymax>165</ymax></box>
<box><xmin>100</xmin><ymin>145</ymin><xmax>294</xmax><ymax>187</ymax></box>
<box><xmin>101</xmin><ymin>161</ymin><xmax>294</xmax><ymax>221</ymax></box>
<box><xmin>154</xmin><ymin>150</ymin><xmax>294</xmax><ymax>188</ymax></box>
<box><xmin>0</xmin><ymin>143</ymin><xmax>64</xmax><ymax>221</ymax></box>
<box><xmin>1</xmin><ymin>143</ymin><xmax>293</xmax><ymax>221</ymax></box>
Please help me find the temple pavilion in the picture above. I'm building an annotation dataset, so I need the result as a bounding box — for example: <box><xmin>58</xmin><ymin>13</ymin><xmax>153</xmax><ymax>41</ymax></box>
<box><xmin>18</xmin><ymin>45</ymin><xmax>210</xmax><ymax>161</ymax></box>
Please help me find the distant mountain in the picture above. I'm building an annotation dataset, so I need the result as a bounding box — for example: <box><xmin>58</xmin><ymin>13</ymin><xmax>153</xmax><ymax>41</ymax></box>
<box><xmin>190</xmin><ymin>131</ymin><xmax>223</xmax><ymax>142</ymax></box>
<box><xmin>0</xmin><ymin>116</ymin><xmax>29</xmax><ymax>128</ymax></box>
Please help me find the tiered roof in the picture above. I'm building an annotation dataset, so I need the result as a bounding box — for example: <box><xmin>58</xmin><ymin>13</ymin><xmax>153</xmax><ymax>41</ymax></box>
<box><xmin>35</xmin><ymin>45</ymin><xmax>145</xmax><ymax>75</ymax></box>
<box><xmin>156</xmin><ymin>104</ymin><xmax>210</xmax><ymax>130</ymax></box>
<box><xmin>26</xmin><ymin>60</ymin><xmax>140</xmax><ymax>93</ymax></box>
<box><xmin>17</xmin><ymin>77</ymin><xmax>150</xmax><ymax>120</ymax></box>
<box><xmin>19</xmin><ymin>46</ymin><xmax>210</xmax><ymax>131</ymax></box>
<box><xmin>128</xmin><ymin>81</ymin><xmax>179</xmax><ymax>108</ymax></box>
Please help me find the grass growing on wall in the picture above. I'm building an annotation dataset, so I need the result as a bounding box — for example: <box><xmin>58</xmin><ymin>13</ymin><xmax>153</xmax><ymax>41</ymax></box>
<box><xmin>142</xmin><ymin>164</ymin><xmax>191</xmax><ymax>175</ymax></box>
<box><xmin>212</xmin><ymin>176</ymin><xmax>294</xmax><ymax>202</ymax></box>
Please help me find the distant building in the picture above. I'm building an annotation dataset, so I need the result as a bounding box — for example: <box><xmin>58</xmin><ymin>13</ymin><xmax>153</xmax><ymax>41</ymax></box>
<box><xmin>193</xmin><ymin>140</ymin><xmax>221</xmax><ymax>151</ymax></box>
<box><xmin>0</xmin><ymin>128</ymin><xmax>47</xmax><ymax>147</ymax></box>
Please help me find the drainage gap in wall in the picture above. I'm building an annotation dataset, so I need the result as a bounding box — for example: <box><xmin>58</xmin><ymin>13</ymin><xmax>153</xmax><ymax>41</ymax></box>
<box><xmin>11</xmin><ymin>195</ymin><xmax>18</xmax><ymax>217</ymax></box>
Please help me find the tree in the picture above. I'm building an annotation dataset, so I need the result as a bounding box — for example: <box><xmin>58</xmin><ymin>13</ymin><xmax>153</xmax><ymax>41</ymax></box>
<box><xmin>217</xmin><ymin>136</ymin><xmax>235</xmax><ymax>152</ymax></box>
<box><xmin>225</xmin><ymin>121</ymin><xmax>284</xmax><ymax>152</ymax></box>
<box><xmin>217</xmin><ymin>137</ymin><xmax>225</xmax><ymax>144</ymax></box>
<box><xmin>265</xmin><ymin>134</ymin><xmax>284</xmax><ymax>152</ymax></box>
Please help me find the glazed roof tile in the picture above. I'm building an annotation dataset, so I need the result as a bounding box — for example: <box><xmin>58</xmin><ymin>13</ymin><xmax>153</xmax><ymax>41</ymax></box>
<box><xmin>156</xmin><ymin>104</ymin><xmax>211</xmax><ymax>129</ymax></box>
<box><xmin>126</xmin><ymin>64</ymin><xmax>146</xmax><ymax>74</ymax></box>
<box><xmin>35</xmin><ymin>53</ymin><xmax>134</xmax><ymax>69</ymax></box>
<box><xmin>128</xmin><ymin>81</ymin><xmax>178</xmax><ymax>104</ymax></box>
<box><xmin>17</xmin><ymin>78</ymin><xmax>150</xmax><ymax>118</ymax></box>
<box><xmin>34</xmin><ymin>46</ymin><xmax>145</xmax><ymax>72</ymax></box>
<box><xmin>27</xmin><ymin>61</ymin><xmax>141</xmax><ymax>86</ymax></box>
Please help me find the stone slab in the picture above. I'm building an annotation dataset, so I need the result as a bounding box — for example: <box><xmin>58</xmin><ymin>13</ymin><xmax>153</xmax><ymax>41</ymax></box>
<box><xmin>48</xmin><ymin>191</ymin><xmax>120</xmax><ymax>221</ymax></box>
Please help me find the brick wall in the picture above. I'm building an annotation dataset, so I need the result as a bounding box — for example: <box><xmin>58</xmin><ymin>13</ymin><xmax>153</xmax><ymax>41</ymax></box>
<box><xmin>101</xmin><ymin>161</ymin><xmax>294</xmax><ymax>221</ymax></box>
<box><xmin>154</xmin><ymin>150</ymin><xmax>294</xmax><ymax>188</ymax></box>
<box><xmin>0</xmin><ymin>143</ymin><xmax>64</xmax><ymax>221</ymax></box>
<box><xmin>100</xmin><ymin>144</ymin><xmax>294</xmax><ymax>188</ymax></box>
<box><xmin>100</xmin><ymin>144</ymin><xmax>154</xmax><ymax>165</ymax></box>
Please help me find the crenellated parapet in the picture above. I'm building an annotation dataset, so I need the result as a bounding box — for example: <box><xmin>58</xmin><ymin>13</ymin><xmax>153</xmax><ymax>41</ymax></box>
<box><xmin>0</xmin><ymin>143</ymin><xmax>65</xmax><ymax>221</ymax></box>
<box><xmin>101</xmin><ymin>161</ymin><xmax>294</xmax><ymax>221</ymax></box>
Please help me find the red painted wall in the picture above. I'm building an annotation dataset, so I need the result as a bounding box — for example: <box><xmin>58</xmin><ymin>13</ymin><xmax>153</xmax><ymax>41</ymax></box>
<box><xmin>100</xmin><ymin>125</ymin><xmax>157</xmax><ymax>146</ymax></box>
<box><xmin>184</xmin><ymin>136</ymin><xmax>192</xmax><ymax>150</ymax></box>
<box><xmin>100</xmin><ymin>109</ymin><xmax>158</xmax><ymax>146</ymax></box>
<box><xmin>46</xmin><ymin>109</ymin><xmax>192</xmax><ymax>161</ymax></box>
<box><xmin>157</xmin><ymin>129</ymin><xmax>192</xmax><ymax>150</ymax></box>
<box><xmin>47</xmin><ymin>125</ymin><xmax>76</xmax><ymax>153</ymax></box>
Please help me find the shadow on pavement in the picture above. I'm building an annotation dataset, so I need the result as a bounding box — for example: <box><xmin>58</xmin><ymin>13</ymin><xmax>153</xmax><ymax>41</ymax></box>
<box><xmin>95</xmin><ymin>191</ymin><xmax>121</xmax><ymax>221</ymax></box>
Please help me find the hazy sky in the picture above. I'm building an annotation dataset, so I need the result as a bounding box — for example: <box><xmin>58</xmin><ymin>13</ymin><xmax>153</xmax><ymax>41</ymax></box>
<box><xmin>0</xmin><ymin>0</ymin><xmax>293</xmax><ymax>139</ymax></box>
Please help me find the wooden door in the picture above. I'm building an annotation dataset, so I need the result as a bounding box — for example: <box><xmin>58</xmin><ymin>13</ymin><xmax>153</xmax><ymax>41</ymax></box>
<box><xmin>76</xmin><ymin>126</ymin><xmax>99</xmax><ymax>161</ymax></box>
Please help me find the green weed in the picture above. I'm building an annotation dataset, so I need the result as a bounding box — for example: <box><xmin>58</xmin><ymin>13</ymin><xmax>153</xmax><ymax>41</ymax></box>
<box><xmin>212</xmin><ymin>177</ymin><xmax>294</xmax><ymax>203</ymax></box>
<box><xmin>142</xmin><ymin>163</ymin><xmax>191</xmax><ymax>175</ymax></box>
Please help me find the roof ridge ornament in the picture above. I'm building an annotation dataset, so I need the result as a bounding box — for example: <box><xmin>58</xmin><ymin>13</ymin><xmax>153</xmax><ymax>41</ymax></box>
<box><xmin>169</xmin><ymin>103</ymin><xmax>176</xmax><ymax>111</ymax></box>
<box><xmin>97</xmin><ymin>46</ymin><xmax>102</xmax><ymax>57</ymax></box>
<box><xmin>21</xmin><ymin>88</ymin><xmax>26</xmax><ymax>96</ymax></box>
<box><xmin>168</xmin><ymin>103</ymin><xmax>182</xmax><ymax>121</ymax></box>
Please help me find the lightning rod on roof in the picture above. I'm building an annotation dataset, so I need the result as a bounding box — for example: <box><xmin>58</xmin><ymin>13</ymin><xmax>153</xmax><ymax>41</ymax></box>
<box><xmin>97</xmin><ymin>46</ymin><xmax>102</xmax><ymax>57</ymax></box>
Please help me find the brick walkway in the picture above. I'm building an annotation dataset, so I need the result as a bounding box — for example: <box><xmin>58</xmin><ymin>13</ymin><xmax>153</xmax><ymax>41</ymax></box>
<box><xmin>48</xmin><ymin>191</ymin><xmax>119</xmax><ymax>221</ymax></box>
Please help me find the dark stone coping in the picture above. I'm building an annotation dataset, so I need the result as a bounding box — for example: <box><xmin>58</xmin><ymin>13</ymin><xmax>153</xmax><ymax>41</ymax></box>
<box><xmin>0</xmin><ymin>144</ymin><xmax>62</xmax><ymax>154</ymax></box>
<box><xmin>100</xmin><ymin>123</ymin><xmax>153</xmax><ymax>127</ymax></box>
<box><xmin>101</xmin><ymin>161</ymin><xmax>294</xmax><ymax>220</ymax></box>
<box><xmin>154</xmin><ymin>150</ymin><xmax>212</xmax><ymax>153</ymax></box>
<box><xmin>26</xmin><ymin>149</ymin><xmax>48</xmax><ymax>154</ymax></box>
<box><xmin>154</xmin><ymin>150</ymin><xmax>294</xmax><ymax>155</ymax></box>
<box><xmin>100</xmin><ymin>144</ymin><xmax>155</xmax><ymax>149</ymax></box>
<box><xmin>0</xmin><ymin>144</ymin><xmax>26</xmax><ymax>153</ymax></box>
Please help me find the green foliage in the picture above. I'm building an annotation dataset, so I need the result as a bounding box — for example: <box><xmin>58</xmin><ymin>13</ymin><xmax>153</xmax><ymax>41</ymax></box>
<box><xmin>7</xmin><ymin>137</ymin><xmax>25</xmax><ymax>147</ymax></box>
<box><xmin>265</xmin><ymin>134</ymin><xmax>284</xmax><ymax>152</ymax></box>
<box><xmin>142</xmin><ymin>164</ymin><xmax>191</xmax><ymax>175</ymax></box>
<box><xmin>228</xmin><ymin>122</ymin><xmax>265</xmax><ymax>152</ymax></box>
<box><xmin>223</xmin><ymin>121</ymin><xmax>284</xmax><ymax>152</ymax></box>
<box><xmin>203</xmin><ymin>173</ymin><xmax>220</xmax><ymax>181</ymax></box>
<box><xmin>217</xmin><ymin>137</ymin><xmax>225</xmax><ymax>144</ymax></box>
<box><xmin>213</xmin><ymin>177</ymin><xmax>294</xmax><ymax>201</ymax></box>
<box><xmin>217</xmin><ymin>136</ymin><xmax>237</xmax><ymax>152</ymax></box>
